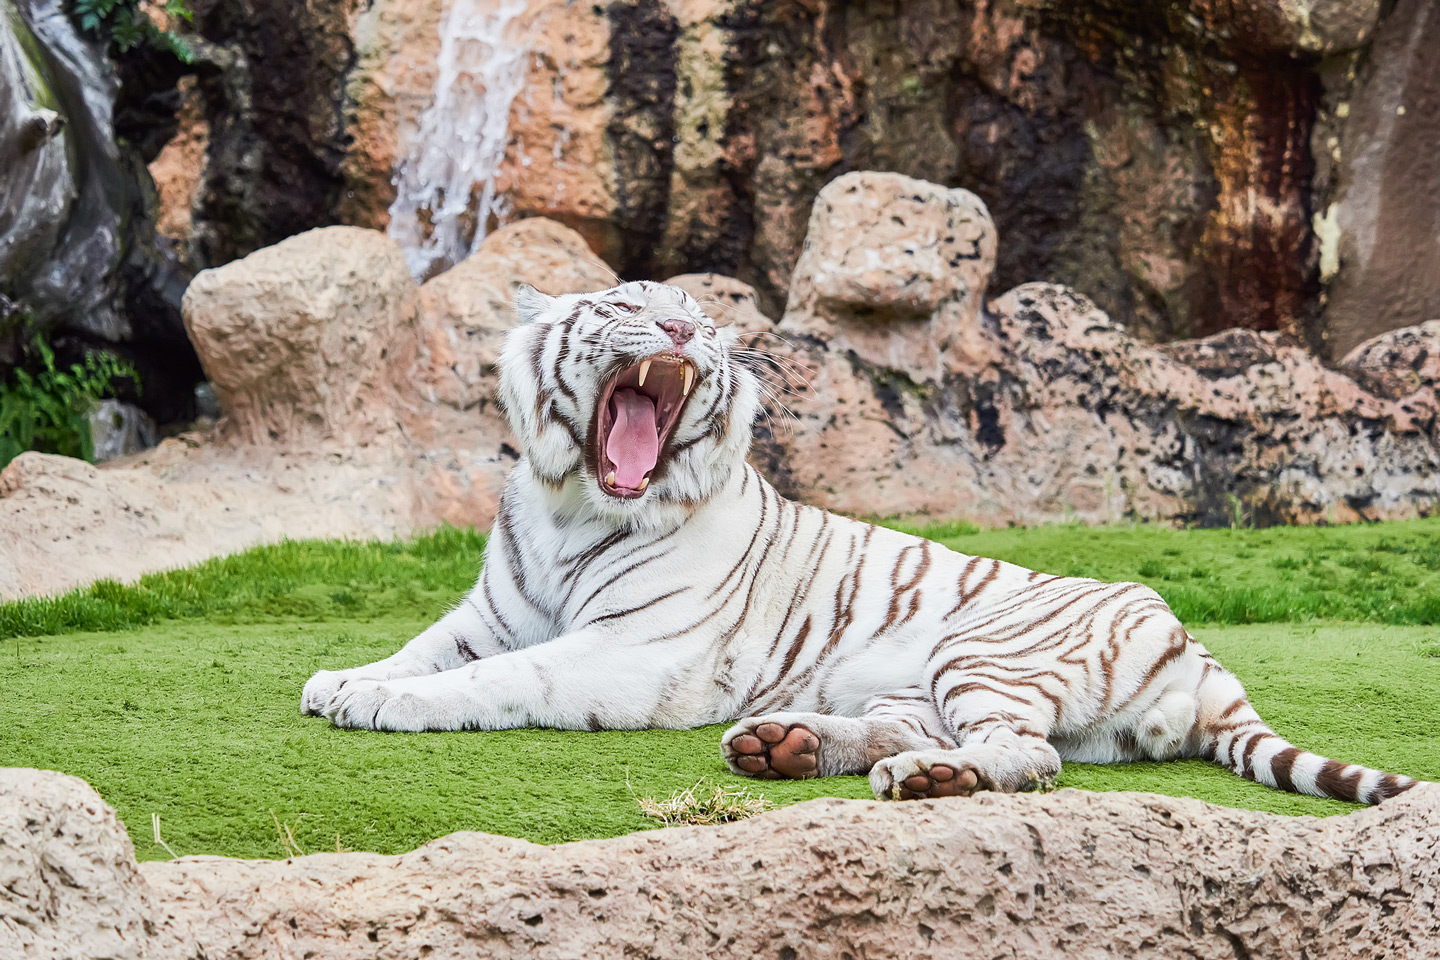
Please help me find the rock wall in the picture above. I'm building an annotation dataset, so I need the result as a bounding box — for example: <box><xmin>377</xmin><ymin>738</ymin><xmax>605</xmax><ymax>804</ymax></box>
<box><xmin>140</xmin><ymin>0</ymin><xmax>1438</xmax><ymax>351</ymax></box>
<box><xmin>4</xmin><ymin>767</ymin><xmax>1439</xmax><ymax>959</ymax></box>
<box><xmin>0</xmin><ymin>0</ymin><xmax>200</xmax><ymax>423</ymax></box>
<box><xmin>4</xmin><ymin>175</ymin><xmax>1437</xmax><ymax>599</ymax></box>
<box><xmin>1310</xmin><ymin>0</ymin><xmax>1440</xmax><ymax>358</ymax></box>
<box><xmin>760</xmin><ymin>173</ymin><xmax>1440</xmax><ymax>525</ymax></box>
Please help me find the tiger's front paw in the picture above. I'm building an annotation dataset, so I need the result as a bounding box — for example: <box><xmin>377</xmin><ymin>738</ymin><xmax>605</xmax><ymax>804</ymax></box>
<box><xmin>301</xmin><ymin>669</ymin><xmax>351</xmax><ymax>716</ymax></box>
<box><xmin>322</xmin><ymin>678</ymin><xmax>454</xmax><ymax>732</ymax></box>
<box><xmin>303</xmin><ymin>661</ymin><xmax>418</xmax><ymax>717</ymax></box>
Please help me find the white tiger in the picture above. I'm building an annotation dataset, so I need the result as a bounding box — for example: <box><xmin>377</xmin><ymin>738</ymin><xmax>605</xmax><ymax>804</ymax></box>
<box><xmin>302</xmin><ymin>281</ymin><xmax>1417</xmax><ymax>804</ymax></box>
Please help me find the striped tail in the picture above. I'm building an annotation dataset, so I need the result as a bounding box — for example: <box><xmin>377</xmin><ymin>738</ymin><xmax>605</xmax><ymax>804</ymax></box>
<box><xmin>1204</xmin><ymin>696</ymin><xmax>1417</xmax><ymax>804</ymax></box>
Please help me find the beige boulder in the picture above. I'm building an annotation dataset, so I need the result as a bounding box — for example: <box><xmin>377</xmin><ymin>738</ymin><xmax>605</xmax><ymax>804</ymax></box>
<box><xmin>5</xmin><ymin>767</ymin><xmax>1440</xmax><ymax>959</ymax></box>
<box><xmin>787</xmin><ymin>172</ymin><xmax>996</xmax><ymax>321</ymax></box>
<box><xmin>182</xmin><ymin>226</ymin><xmax>421</xmax><ymax>450</ymax></box>
<box><xmin>403</xmin><ymin>218</ymin><xmax>619</xmax><ymax>528</ymax></box>
<box><xmin>782</xmin><ymin>173</ymin><xmax>997</xmax><ymax>382</ymax></box>
<box><xmin>0</xmin><ymin>769</ymin><xmax>173</xmax><ymax>959</ymax></box>
<box><xmin>763</xmin><ymin>172</ymin><xmax>1440</xmax><ymax>526</ymax></box>
<box><xmin>0</xmin><ymin>448</ymin><xmax>419</xmax><ymax>601</ymax></box>
<box><xmin>0</xmin><ymin>218</ymin><xmax>617</xmax><ymax>601</ymax></box>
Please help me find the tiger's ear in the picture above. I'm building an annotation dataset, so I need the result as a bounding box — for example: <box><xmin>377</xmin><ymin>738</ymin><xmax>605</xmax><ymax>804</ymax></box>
<box><xmin>513</xmin><ymin>284</ymin><xmax>555</xmax><ymax>325</ymax></box>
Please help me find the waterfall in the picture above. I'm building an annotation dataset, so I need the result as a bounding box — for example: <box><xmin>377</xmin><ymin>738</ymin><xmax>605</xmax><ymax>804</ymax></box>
<box><xmin>387</xmin><ymin>0</ymin><xmax>529</xmax><ymax>281</ymax></box>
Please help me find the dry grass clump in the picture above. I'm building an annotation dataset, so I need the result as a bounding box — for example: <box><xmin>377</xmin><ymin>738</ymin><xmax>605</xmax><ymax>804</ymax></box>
<box><xmin>638</xmin><ymin>779</ymin><xmax>774</xmax><ymax>826</ymax></box>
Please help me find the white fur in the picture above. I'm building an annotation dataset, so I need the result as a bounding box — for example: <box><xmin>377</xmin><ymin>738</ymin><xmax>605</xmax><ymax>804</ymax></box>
<box><xmin>303</xmin><ymin>282</ymin><xmax>1412</xmax><ymax>804</ymax></box>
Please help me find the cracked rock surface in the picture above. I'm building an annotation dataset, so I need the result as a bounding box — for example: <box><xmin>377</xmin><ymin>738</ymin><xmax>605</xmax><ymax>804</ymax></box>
<box><xmin>3</xmin><ymin>768</ymin><xmax>1438</xmax><ymax>959</ymax></box>
<box><xmin>756</xmin><ymin>174</ymin><xmax>1440</xmax><ymax>527</ymax></box>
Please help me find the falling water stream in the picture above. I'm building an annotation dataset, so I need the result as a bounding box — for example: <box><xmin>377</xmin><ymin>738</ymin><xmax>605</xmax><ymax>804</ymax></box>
<box><xmin>387</xmin><ymin>0</ymin><xmax>530</xmax><ymax>281</ymax></box>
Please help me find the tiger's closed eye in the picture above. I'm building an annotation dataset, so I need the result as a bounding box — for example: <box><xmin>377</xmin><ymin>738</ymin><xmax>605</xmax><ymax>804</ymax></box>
<box><xmin>613</xmin><ymin>302</ymin><xmax>640</xmax><ymax>315</ymax></box>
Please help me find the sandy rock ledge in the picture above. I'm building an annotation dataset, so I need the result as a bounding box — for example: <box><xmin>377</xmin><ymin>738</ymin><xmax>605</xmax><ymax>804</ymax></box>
<box><xmin>3</xmin><ymin>768</ymin><xmax>1438</xmax><ymax>959</ymax></box>
<box><xmin>4</xmin><ymin>173</ymin><xmax>1439</xmax><ymax>600</ymax></box>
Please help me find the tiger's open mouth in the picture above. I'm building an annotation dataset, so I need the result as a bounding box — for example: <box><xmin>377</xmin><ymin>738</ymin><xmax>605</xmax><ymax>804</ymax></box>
<box><xmin>595</xmin><ymin>355</ymin><xmax>697</xmax><ymax>498</ymax></box>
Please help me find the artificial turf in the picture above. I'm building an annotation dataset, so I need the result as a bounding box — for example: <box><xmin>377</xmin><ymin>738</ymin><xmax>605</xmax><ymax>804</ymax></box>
<box><xmin>2</xmin><ymin>519</ymin><xmax>1438</xmax><ymax>861</ymax></box>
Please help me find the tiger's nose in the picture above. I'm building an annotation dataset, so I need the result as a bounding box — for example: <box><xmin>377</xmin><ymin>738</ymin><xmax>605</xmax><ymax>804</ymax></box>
<box><xmin>659</xmin><ymin>318</ymin><xmax>695</xmax><ymax>346</ymax></box>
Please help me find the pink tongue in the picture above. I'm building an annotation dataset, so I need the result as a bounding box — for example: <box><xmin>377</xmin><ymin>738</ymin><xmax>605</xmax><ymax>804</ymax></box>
<box><xmin>606</xmin><ymin>388</ymin><xmax>659</xmax><ymax>488</ymax></box>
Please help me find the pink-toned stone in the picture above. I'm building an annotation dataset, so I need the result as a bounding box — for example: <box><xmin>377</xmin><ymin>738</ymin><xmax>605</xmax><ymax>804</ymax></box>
<box><xmin>404</xmin><ymin>218</ymin><xmax>618</xmax><ymax>528</ymax></box>
<box><xmin>760</xmin><ymin>172</ymin><xmax>1440</xmax><ymax>526</ymax></box>
<box><xmin>782</xmin><ymin>172</ymin><xmax>997</xmax><ymax>382</ymax></box>
<box><xmin>1340</xmin><ymin>319</ymin><xmax>1440</xmax><ymax>402</ymax></box>
<box><xmin>147</xmin><ymin>76</ymin><xmax>207</xmax><ymax>256</ymax></box>
<box><xmin>417</xmin><ymin>218</ymin><xmax>616</xmax><ymax>413</ymax></box>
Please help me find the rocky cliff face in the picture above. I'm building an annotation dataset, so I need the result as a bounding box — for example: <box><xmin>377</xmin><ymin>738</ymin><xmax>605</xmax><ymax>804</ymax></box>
<box><xmin>142</xmin><ymin>0</ymin><xmax>1437</xmax><ymax>354</ymax></box>
<box><xmin>757</xmin><ymin>173</ymin><xmax>1440</xmax><ymax>526</ymax></box>
<box><xmin>1309</xmin><ymin>0</ymin><xmax>1440</xmax><ymax>358</ymax></box>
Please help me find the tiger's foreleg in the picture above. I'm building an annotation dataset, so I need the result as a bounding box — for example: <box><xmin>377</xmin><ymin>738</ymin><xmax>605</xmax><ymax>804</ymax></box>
<box><xmin>320</xmin><ymin>629</ymin><xmax>691</xmax><ymax>732</ymax></box>
<box><xmin>869</xmin><ymin>647</ymin><xmax>1063</xmax><ymax>801</ymax></box>
<box><xmin>722</xmin><ymin>689</ymin><xmax>955</xmax><ymax>780</ymax></box>
<box><xmin>302</xmin><ymin>588</ymin><xmax>508</xmax><ymax>717</ymax></box>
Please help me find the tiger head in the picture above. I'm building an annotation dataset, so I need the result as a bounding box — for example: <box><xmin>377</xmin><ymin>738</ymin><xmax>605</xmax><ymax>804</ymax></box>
<box><xmin>499</xmin><ymin>281</ymin><xmax>762</xmax><ymax>519</ymax></box>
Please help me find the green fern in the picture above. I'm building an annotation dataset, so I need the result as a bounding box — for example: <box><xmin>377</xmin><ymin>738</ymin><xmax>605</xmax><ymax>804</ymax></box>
<box><xmin>0</xmin><ymin>340</ymin><xmax>140</xmax><ymax>471</ymax></box>
<box><xmin>71</xmin><ymin>0</ymin><xmax>194</xmax><ymax>63</ymax></box>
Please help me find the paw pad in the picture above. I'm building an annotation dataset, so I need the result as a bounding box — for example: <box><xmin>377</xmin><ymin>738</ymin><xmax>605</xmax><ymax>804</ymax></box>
<box><xmin>727</xmin><ymin>722</ymin><xmax>821</xmax><ymax>779</ymax></box>
<box><xmin>895</xmin><ymin>763</ymin><xmax>981</xmax><ymax>800</ymax></box>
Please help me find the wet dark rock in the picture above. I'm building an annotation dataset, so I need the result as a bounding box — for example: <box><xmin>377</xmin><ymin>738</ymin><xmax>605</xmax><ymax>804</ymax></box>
<box><xmin>1309</xmin><ymin>0</ymin><xmax>1440</xmax><ymax>358</ymax></box>
<box><xmin>186</xmin><ymin>0</ymin><xmax>355</xmax><ymax>267</ymax></box>
<box><xmin>1</xmin><ymin>1</ymin><xmax>200</xmax><ymax>425</ymax></box>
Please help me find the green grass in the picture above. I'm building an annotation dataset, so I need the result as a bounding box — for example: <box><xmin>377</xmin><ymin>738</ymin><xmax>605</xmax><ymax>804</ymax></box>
<box><xmin>0</xmin><ymin>526</ymin><xmax>488</xmax><ymax>640</ymax></box>
<box><xmin>9</xmin><ymin>518</ymin><xmax>1440</xmax><ymax>640</ymax></box>
<box><xmin>2</xmin><ymin>518</ymin><xmax>1438</xmax><ymax>861</ymax></box>
<box><xmin>899</xmin><ymin>516</ymin><xmax>1440</xmax><ymax>625</ymax></box>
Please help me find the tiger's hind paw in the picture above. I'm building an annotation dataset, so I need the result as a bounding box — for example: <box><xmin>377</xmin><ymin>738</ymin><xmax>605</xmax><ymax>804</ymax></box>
<box><xmin>870</xmin><ymin>751</ymin><xmax>984</xmax><ymax>800</ymax></box>
<box><xmin>722</xmin><ymin>716</ymin><xmax>821</xmax><ymax>780</ymax></box>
